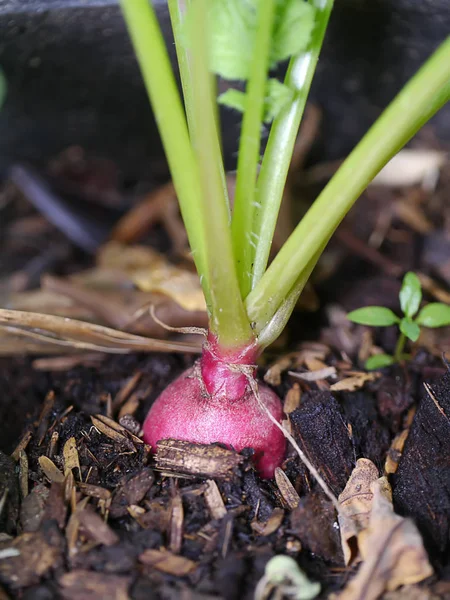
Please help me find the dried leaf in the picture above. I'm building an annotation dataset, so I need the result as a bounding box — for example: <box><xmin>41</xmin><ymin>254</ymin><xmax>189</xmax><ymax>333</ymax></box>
<box><xmin>139</xmin><ymin>548</ymin><xmax>197</xmax><ymax>576</ymax></box>
<box><xmin>337</xmin><ymin>475</ymin><xmax>433</xmax><ymax>600</ymax></box>
<box><xmin>330</xmin><ymin>372</ymin><xmax>380</xmax><ymax>392</ymax></box>
<box><xmin>98</xmin><ymin>242</ymin><xmax>206</xmax><ymax>312</ymax></box>
<box><xmin>338</xmin><ymin>458</ymin><xmax>380</xmax><ymax>565</ymax></box>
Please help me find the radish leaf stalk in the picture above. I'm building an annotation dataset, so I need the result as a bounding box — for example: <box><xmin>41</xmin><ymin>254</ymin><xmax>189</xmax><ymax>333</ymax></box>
<box><xmin>120</xmin><ymin>0</ymin><xmax>450</xmax><ymax>478</ymax></box>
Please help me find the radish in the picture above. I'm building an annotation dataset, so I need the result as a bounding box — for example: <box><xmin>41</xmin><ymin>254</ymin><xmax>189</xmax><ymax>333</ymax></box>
<box><xmin>121</xmin><ymin>0</ymin><xmax>450</xmax><ymax>478</ymax></box>
<box><xmin>143</xmin><ymin>334</ymin><xmax>286</xmax><ymax>478</ymax></box>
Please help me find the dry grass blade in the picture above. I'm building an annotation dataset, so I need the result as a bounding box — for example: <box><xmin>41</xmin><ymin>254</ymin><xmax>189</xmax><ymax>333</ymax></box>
<box><xmin>0</xmin><ymin>308</ymin><xmax>201</xmax><ymax>356</ymax></box>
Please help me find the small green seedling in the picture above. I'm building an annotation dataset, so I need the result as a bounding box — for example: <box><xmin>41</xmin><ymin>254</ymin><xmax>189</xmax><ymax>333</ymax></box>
<box><xmin>347</xmin><ymin>272</ymin><xmax>450</xmax><ymax>370</ymax></box>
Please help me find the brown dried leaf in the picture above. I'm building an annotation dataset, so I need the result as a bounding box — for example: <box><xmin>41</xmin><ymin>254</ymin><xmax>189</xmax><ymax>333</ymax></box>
<box><xmin>330</xmin><ymin>372</ymin><xmax>380</xmax><ymax>392</ymax></box>
<box><xmin>338</xmin><ymin>458</ymin><xmax>380</xmax><ymax>565</ymax></box>
<box><xmin>337</xmin><ymin>476</ymin><xmax>433</xmax><ymax>600</ymax></box>
<box><xmin>139</xmin><ymin>548</ymin><xmax>197</xmax><ymax>576</ymax></box>
<box><xmin>0</xmin><ymin>308</ymin><xmax>200</xmax><ymax>356</ymax></box>
<box><xmin>98</xmin><ymin>242</ymin><xmax>206</xmax><ymax>312</ymax></box>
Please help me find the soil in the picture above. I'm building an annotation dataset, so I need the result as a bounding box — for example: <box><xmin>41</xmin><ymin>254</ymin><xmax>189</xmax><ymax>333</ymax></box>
<box><xmin>0</xmin><ymin>148</ymin><xmax>450</xmax><ymax>600</ymax></box>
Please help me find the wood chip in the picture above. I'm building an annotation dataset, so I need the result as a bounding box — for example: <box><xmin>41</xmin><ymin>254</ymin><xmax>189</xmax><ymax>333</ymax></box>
<box><xmin>63</xmin><ymin>437</ymin><xmax>81</xmax><ymax>479</ymax></box>
<box><xmin>155</xmin><ymin>439</ymin><xmax>243</xmax><ymax>479</ymax></box>
<box><xmin>139</xmin><ymin>548</ymin><xmax>197</xmax><ymax>576</ymax></box>
<box><xmin>204</xmin><ymin>480</ymin><xmax>227</xmax><ymax>520</ymax></box>
<box><xmin>39</xmin><ymin>455</ymin><xmax>65</xmax><ymax>483</ymax></box>
<box><xmin>77</xmin><ymin>483</ymin><xmax>112</xmax><ymax>502</ymax></box>
<box><xmin>109</xmin><ymin>468</ymin><xmax>154</xmax><ymax>518</ymax></box>
<box><xmin>251</xmin><ymin>507</ymin><xmax>285</xmax><ymax>536</ymax></box>
<box><xmin>0</xmin><ymin>527</ymin><xmax>63</xmax><ymax>589</ymax></box>
<box><xmin>284</xmin><ymin>383</ymin><xmax>301</xmax><ymax>414</ymax></box>
<box><xmin>77</xmin><ymin>508</ymin><xmax>120</xmax><ymax>546</ymax></box>
<box><xmin>169</xmin><ymin>493</ymin><xmax>184</xmax><ymax>554</ymax></box>
<box><xmin>59</xmin><ymin>570</ymin><xmax>130</xmax><ymax>600</ymax></box>
<box><xmin>275</xmin><ymin>468</ymin><xmax>300</xmax><ymax>510</ymax></box>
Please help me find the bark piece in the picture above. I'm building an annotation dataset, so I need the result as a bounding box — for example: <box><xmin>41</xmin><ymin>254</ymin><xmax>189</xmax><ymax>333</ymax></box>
<box><xmin>291</xmin><ymin>492</ymin><xmax>342</xmax><ymax>563</ymax></box>
<box><xmin>289</xmin><ymin>392</ymin><xmax>354</xmax><ymax>494</ymax></box>
<box><xmin>393</xmin><ymin>372</ymin><xmax>450</xmax><ymax>557</ymax></box>
<box><xmin>20</xmin><ymin>484</ymin><xmax>49</xmax><ymax>533</ymax></box>
<box><xmin>109</xmin><ymin>468</ymin><xmax>154</xmax><ymax>518</ymax></box>
<box><xmin>0</xmin><ymin>452</ymin><xmax>19</xmax><ymax>535</ymax></box>
<box><xmin>59</xmin><ymin>570</ymin><xmax>130</xmax><ymax>600</ymax></box>
<box><xmin>139</xmin><ymin>549</ymin><xmax>197</xmax><ymax>576</ymax></box>
<box><xmin>77</xmin><ymin>508</ymin><xmax>119</xmax><ymax>546</ymax></box>
<box><xmin>155</xmin><ymin>439</ymin><xmax>244</xmax><ymax>479</ymax></box>
<box><xmin>0</xmin><ymin>524</ymin><xmax>63</xmax><ymax>589</ymax></box>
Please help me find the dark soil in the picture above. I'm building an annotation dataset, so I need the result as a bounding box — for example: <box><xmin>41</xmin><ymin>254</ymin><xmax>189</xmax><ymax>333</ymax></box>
<box><xmin>1</xmin><ymin>151</ymin><xmax>450</xmax><ymax>599</ymax></box>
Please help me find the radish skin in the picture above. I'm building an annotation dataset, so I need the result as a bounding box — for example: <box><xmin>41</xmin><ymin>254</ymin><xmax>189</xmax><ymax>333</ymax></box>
<box><xmin>143</xmin><ymin>334</ymin><xmax>286</xmax><ymax>478</ymax></box>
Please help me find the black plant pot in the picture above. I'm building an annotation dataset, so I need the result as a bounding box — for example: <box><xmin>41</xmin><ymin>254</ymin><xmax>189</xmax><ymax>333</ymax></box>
<box><xmin>0</xmin><ymin>0</ymin><xmax>449</xmax><ymax>180</ymax></box>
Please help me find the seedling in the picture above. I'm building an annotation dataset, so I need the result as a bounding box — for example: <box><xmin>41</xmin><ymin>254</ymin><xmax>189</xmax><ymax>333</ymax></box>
<box><xmin>348</xmin><ymin>272</ymin><xmax>450</xmax><ymax>370</ymax></box>
<box><xmin>120</xmin><ymin>0</ymin><xmax>450</xmax><ymax>477</ymax></box>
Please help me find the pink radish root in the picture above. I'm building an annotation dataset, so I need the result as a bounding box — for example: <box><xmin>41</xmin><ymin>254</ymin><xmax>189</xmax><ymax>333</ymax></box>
<box><xmin>143</xmin><ymin>334</ymin><xmax>286</xmax><ymax>478</ymax></box>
